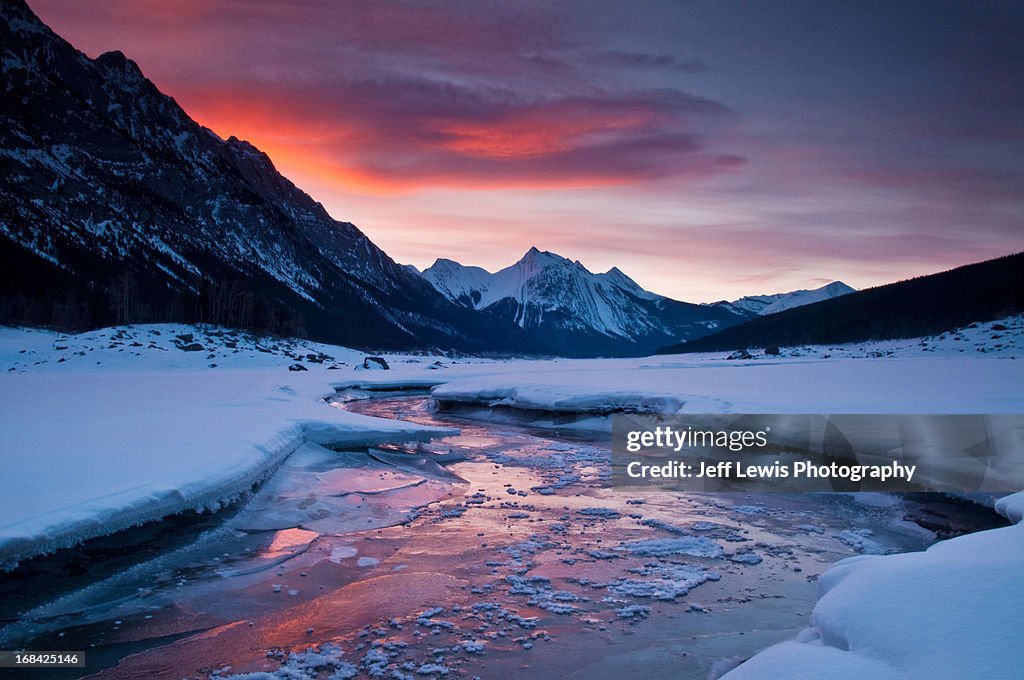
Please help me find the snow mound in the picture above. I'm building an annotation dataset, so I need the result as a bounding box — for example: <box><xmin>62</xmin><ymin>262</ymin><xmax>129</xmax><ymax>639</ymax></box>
<box><xmin>995</xmin><ymin>492</ymin><xmax>1024</xmax><ymax>524</ymax></box>
<box><xmin>723</xmin><ymin>519</ymin><xmax>1024</xmax><ymax>680</ymax></box>
<box><xmin>0</xmin><ymin>333</ymin><xmax>456</xmax><ymax>569</ymax></box>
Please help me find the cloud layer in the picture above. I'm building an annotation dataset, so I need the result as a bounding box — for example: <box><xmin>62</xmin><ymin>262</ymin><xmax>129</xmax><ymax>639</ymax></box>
<box><xmin>29</xmin><ymin>0</ymin><xmax>1024</xmax><ymax>301</ymax></box>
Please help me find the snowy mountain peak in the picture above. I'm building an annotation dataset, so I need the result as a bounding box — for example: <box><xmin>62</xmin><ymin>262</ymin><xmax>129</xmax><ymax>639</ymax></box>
<box><xmin>716</xmin><ymin>281</ymin><xmax>855</xmax><ymax>317</ymax></box>
<box><xmin>758</xmin><ymin>281</ymin><xmax>855</xmax><ymax>315</ymax></box>
<box><xmin>420</xmin><ymin>258</ymin><xmax>494</xmax><ymax>308</ymax></box>
<box><xmin>822</xmin><ymin>281</ymin><xmax>856</xmax><ymax>295</ymax></box>
<box><xmin>421</xmin><ymin>250</ymin><xmax>745</xmax><ymax>356</ymax></box>
<box><xmin>428</xmin><ymin>257</ymin><xmax>464</xmax><ymax>271</ymax></box>
<box><xmin>515</xmin><ymin>246</ymin><xmax>569</xmax><ymax>273</ymax></box>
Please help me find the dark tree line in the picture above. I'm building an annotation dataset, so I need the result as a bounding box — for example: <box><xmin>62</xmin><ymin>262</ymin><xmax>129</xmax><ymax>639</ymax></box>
<box><xmin>0</xmin><ymin>238</ymin><xmax>306</xmax><ymax>338</ymax></box>
<box><xmin>195</xmin><ymin>276</ymin><xmax>306</xmax><ymax>337</ymax></box>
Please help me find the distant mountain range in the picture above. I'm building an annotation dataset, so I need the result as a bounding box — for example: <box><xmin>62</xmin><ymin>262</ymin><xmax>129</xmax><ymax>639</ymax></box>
<box><xmin>0</xmin><ymin>0</ymin><xmax>857</xmax><ymax>358</ymax></box>
<box><xmin>658</xmin><ymin>252</ymin><xmax>1024</xmax><ymax>354</ymax></box>
<box><xmin>713</xmin><ymin>281</ymin><xmax>856</xmax><ymax>317</ymax></box>
<box><xmin>419</xmin><ymin>248</ymin><xmax>853</xmax><ymax>356</ymax></box>
<box><xmin>5</xmin><ymin>1</ymin><xmax>1013</xmax><ymax>360</ymax></box>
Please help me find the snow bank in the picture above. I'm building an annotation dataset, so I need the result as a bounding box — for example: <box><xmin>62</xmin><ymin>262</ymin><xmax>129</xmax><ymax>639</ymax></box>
<box><xmin>995</xmin><ymin>492</ymin><xmax>1024</xmax><ymax>524</ymax></box>
<box><xmin>430</xmin><ymin>357</ymin><xmax>1024</xmax><ymax>416</ymax></box>
<box><xmin>722</xmin><ymin>520</ymin><xmax>1024</xmax><ymax>680</ymax></box>
<box><xmin>0</xmin><ymin>326</ymin><xmax>458</xmax><ymax>569</ymax></box>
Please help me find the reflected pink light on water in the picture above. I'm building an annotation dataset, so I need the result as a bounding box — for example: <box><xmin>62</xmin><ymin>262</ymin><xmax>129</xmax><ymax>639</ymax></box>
<box><xmin>260</xmin><ymin>527</ymin><xmax>319</xmax><ymax>560</ymax></box>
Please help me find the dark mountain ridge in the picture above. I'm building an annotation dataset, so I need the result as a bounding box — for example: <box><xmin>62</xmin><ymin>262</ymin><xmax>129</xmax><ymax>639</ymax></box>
<box><xmin>657</xmin><ymin>252</ymin><xmax>1024</xmax><ymax>354</ymax></box>
<box><xmin>0</xmin><ymin>0</ymin><xmax>538</xmax><ymax>353</ymax></box>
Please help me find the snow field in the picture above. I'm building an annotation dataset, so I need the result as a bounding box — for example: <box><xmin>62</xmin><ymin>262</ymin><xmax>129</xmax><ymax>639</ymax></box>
<box><xmin>1</xmin><ymin>318</ymin><xmax>1023</xmax><ymax>680</ymax></box>
<box><xmin>0</xmin><ymin>324</ymin><xmax>459</xmax><ymax>569</ymax></box>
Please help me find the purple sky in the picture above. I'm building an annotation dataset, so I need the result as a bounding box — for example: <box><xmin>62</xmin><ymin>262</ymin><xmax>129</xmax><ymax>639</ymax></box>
<box><xmin>30</xmin><ymin>0</ymin><xmax>1024</xmax><ymax>301</ymax></box>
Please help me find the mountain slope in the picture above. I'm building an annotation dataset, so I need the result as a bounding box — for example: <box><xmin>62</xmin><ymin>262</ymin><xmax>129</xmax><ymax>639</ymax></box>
<box><xmin>715</xmin><ymin>281</ymin><xmax>855</xmax><ymax>317</ymax></box>
<box><xmin>0</xmin><ymin>0</ymin><xmax>536</xmax><ymax>353</ymax></box>
<box><xmin>658</xmin><ymin>252</ymin><xmax>1024</xmax><ymax>354</ymax></box>
<box><xmin>422</xmin><ymin>247</ymin><xmax>747</xmax><ymax>357</ymax></box>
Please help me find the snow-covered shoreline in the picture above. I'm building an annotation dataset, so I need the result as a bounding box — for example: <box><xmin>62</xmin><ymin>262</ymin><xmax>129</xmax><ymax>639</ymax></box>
<box><xmin>2</xmin><ymin>318</ymin><xmax>1023</xmax><ymax>679</ymax></box>
<box><xmin>718</xmin><ymin>495</ymin><xmax>1024</xmax><ymax>680</ymax></box>
<box><xmin>0</xmin><ymin>368</ymin><xmax>457</xmax><ymax>570</ymax></box>
<box><xmin>427</xmin><ymin>357</ymin><xmax>1024</xmax><ymax>416</ymax></box>
<box><xmin>3</xmin><ymin>318</ymin><xmax>1023</xmax><ymax>570</ymax></box>
<box><xmin>419</xmin><ymin>315</ymin><xmax>1024</xmax><ymax>419</ymax></box>
<box><xmin>0</xmin><ymin>325</ymin><xmax>459</xmax><ymax>570</ymax></box>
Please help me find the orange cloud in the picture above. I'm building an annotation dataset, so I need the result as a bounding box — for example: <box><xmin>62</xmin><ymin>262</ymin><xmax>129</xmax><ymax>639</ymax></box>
<box><xmin>176</xmin><ymin>81</ymin><xmax>740</xmax><ymax>194</ymax></box>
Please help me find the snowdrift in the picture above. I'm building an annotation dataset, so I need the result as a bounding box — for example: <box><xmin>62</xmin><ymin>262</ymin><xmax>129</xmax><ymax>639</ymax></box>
<box><xmin>0</xmin><ymin>357</ymin><xmax>455</xmax><ymax>570</ymax></box>
<box><xmin>721</xmin><ymin>501</ymin><xmax>1024</xmax><ymax>680</ymax></box>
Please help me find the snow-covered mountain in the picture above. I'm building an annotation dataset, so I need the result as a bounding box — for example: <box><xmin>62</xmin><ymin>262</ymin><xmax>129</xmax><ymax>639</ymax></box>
<box><xmin>0</xmin><ymin>1</ymin><xmax>856</xmax><ymax>358</ymax></box>
<box><xmin>661</xmin><ymin>251</ymin><xmax>1024</xmax><ymax>354</ymax></box>
<box><xmin>422</xmin><ymin>247</ymin><xmax>747</xmax><ymax>356</ymax></box>
<box><xmin>0</xmin><ymin>0</ymin><xmax>535</xmax><ymax>353</ymax></box>
<box><xmin>715</xmin><ymin>281</ymin><xmax>855</xmax><ymax>317</ymax></box>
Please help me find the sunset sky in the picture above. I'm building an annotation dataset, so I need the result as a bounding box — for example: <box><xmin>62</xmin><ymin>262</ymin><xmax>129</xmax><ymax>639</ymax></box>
<box><xmin>30</xmin><ymin>0</ymin><xmax>1024</xmax><ymax>301</ymax></box>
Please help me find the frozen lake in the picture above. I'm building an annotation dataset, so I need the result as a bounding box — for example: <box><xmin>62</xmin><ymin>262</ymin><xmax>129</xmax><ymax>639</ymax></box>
<box><xmin>0</xmin><ymin>394</ymin><xmax>1005</xmax><ymax>679</ymax></box>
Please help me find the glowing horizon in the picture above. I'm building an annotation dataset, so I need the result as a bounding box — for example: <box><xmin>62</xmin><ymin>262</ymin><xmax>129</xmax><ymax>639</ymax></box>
<box><xmin>29</xmin><ymin>0</ymin><xmax>1024</xmax><ymax>302</ymax></box>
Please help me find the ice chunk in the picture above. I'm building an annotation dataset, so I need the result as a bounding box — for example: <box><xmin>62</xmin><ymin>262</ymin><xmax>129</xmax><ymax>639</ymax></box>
<box><xmin>615</xmin><ymin>537</ymin><xmax>724</xmax><ymax>559</ymax></box>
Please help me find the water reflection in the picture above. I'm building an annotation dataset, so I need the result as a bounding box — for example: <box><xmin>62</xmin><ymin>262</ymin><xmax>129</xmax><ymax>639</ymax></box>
<box><xmin>259</xmin><ymin>528</ymin><xmax>319</xmax><ymax>560</ymax></box>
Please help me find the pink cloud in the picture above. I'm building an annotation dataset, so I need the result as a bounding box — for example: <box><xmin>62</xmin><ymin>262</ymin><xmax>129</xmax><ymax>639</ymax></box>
<box><xmin>30</xmin><ymin>0</ymin><xmax>742</xmax><ymax>192</ymax></box>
